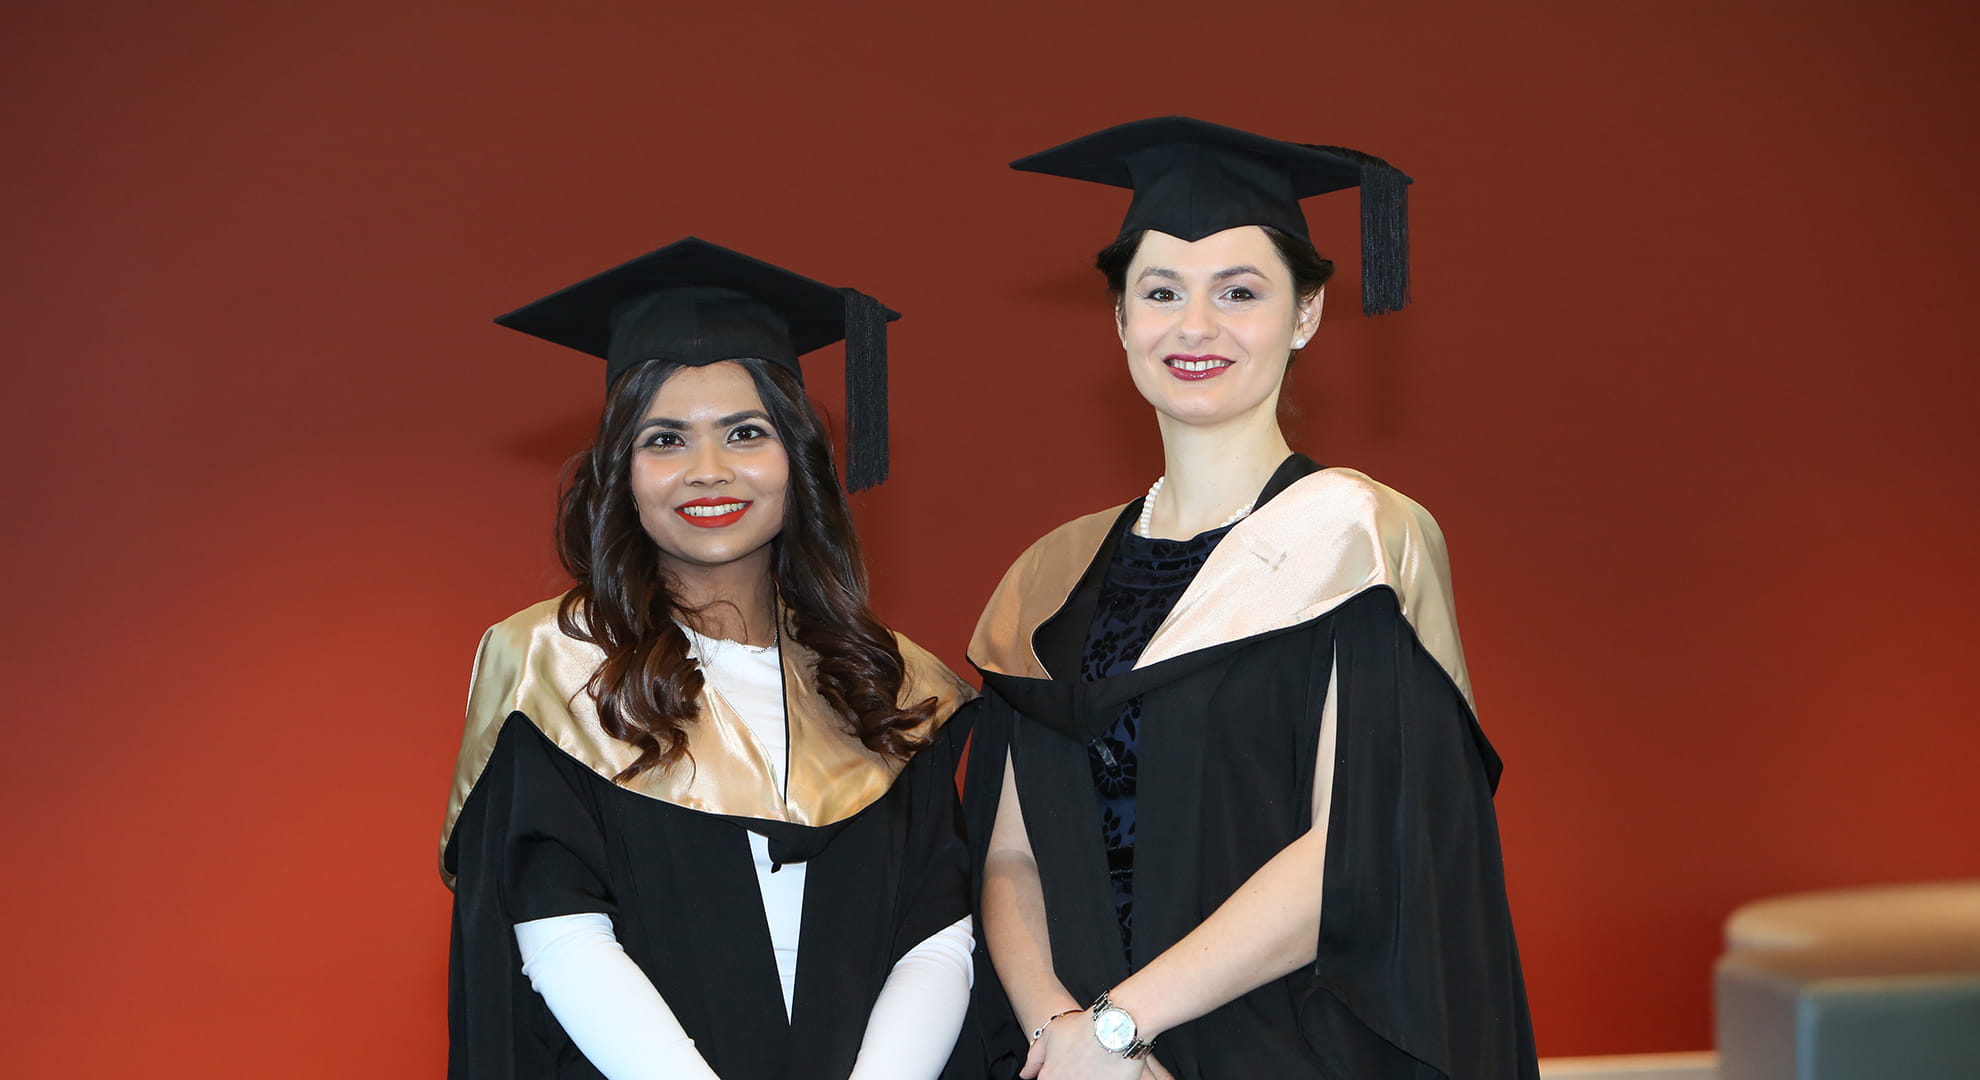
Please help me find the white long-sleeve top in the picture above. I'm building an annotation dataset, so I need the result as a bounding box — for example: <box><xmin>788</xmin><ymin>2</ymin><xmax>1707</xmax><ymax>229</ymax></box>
<box><xmin>512</xmin><ymin>625</ymin><xmax>973</xmax><ymax>1080</ymax></box>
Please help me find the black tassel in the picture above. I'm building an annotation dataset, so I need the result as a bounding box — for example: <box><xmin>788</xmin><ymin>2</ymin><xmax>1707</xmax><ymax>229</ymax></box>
<box><xmin>840</xmin><ymin>288</ymin><xmax>889</xmax><ymax>492</ymax></box>
<box><xmin>1306</xmin><ymin>144</ymin><xmax>1411</xmax><ymax>316</ymax></box>
<box><xmin>1359</xmin><ymin>161</ymin><xmax>1410</xmax><ymax>315</ymax></box>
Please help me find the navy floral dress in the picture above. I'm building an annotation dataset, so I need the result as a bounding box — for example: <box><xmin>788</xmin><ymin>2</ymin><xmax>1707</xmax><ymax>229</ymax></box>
<box><xmin>1082</xmin><ymin>518</ymin><xmax>1233</xmax><ymax>959</ymax></box>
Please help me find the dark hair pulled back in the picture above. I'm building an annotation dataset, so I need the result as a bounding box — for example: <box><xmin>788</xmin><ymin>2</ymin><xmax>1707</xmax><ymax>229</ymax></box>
<box><xmin>1096</xmin><ymin>226</ymin><xmax>1335</xmax><ymax>304</ymax></box>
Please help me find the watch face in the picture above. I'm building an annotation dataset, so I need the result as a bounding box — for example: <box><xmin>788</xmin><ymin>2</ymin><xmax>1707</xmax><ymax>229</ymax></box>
<box><xmin>1093</xmin><ymin>1006</ymin><xmax>1136</xmax><ymax>1051</ymax></box>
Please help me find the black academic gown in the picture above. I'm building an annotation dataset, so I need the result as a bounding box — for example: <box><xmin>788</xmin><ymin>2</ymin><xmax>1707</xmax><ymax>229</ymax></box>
<box><xmin>441</xmin><ymin>598</ymin><xmax>982</xmax><ymax>1080</ymax></box>
<box><xmin>963</xmin><ymin>455</ymin><xmax>1538</xmax><ymax>1080</ymax></box>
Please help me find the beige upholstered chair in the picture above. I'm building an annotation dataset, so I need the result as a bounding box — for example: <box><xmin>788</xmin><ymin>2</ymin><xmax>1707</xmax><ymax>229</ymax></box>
<box><xmin>1714</xmin><ymin>881</ymin><xmax>1980</xmax><ymax>1079</ymax></box>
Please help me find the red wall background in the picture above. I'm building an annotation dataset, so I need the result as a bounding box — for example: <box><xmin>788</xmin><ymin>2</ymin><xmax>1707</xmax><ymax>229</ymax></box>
<box><xmin>5</xmin><ymin>1</ymin><xmax>1976</xmax><ymax>1074</ymax></box>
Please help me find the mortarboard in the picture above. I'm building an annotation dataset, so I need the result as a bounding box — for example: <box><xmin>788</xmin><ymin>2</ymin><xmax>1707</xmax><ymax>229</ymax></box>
<box><xmin>494</xmin><ymin>237</ymin><xmax>897</xmax><ymax>491</ymax></box>
<box><xmin>1011</xmin><ymin>116</ymin><xmax>1412</xmax><ymax>315</ymax></box>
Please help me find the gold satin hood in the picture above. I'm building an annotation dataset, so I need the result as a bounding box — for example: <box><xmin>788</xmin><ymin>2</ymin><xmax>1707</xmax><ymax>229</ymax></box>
<box><xmin>440</xmin><ymin>597</ymin><xmax>974</xmax><ymax>883</ymax></box>
<box><xmin>968</xmin><ymin>467</ymin><xmax>1473</xmax><ymax>710</ymax></box>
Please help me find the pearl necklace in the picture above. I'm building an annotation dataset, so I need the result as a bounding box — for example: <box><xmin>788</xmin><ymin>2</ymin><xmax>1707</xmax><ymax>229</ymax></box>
<box><xmin>1134</xmin><ymin>476</ymin><xmax>1257</xmax><ymax>538</ymax></box>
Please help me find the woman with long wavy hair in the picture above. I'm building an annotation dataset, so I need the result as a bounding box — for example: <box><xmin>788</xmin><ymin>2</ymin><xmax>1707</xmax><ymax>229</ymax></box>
<box><xmin>441</xmin><ymin>238</ymin><xmax>980</xmax><ymax>1080</ymax></box>
<box><xmin>964</xmin><ymin>119</ymin><xmax>1538</xmax><ymax>1079</ymax></box>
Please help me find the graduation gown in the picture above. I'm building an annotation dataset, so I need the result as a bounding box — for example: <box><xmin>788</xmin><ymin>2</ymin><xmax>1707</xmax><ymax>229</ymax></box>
<box><xmin>441</xmin><ymin>597</ymin><xmax>979</xmax><ymax>1080</ymax></box>
<box><xmin>963</xmin><ymin>455</ymin><xmax>1537</xmax><ymax>1079</ymax></box>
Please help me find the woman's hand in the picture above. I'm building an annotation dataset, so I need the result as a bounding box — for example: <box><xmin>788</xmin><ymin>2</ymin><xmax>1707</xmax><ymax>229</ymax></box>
<box><xmin>1018</xmin><ymin>1010</ymin><xmax>1147</xmax><ymax>1080</ymax></box>
<box><xmin>1139</xmin><ymin>1058</ymin><xmax>1175</xmax><ymax>1080</ymax></box>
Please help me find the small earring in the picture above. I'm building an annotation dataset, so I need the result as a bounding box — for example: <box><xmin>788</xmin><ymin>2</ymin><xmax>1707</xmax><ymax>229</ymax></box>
<box><xmin>1292</xmin><ymin>338</ymin><xmax>1308</xmax><ymax>349</ymax></box>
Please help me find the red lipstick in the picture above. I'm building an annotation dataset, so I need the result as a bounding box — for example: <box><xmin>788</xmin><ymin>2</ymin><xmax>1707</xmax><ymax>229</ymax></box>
<box><xmin>1164</xmin><ymin>354</ymin><xmax>1233</xmax><ymax>381</ymax></box>
<box><xmin>674</xmin><ymin>497</ymin><xmax>752</xmax><ymax>529</ymax></box>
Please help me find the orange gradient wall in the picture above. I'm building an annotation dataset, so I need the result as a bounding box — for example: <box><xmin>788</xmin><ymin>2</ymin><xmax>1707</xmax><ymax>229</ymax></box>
<box><xmin>4</xmin><ymin>2</ymin><xmax>1976</xmax><ymax>1074</ymax></box>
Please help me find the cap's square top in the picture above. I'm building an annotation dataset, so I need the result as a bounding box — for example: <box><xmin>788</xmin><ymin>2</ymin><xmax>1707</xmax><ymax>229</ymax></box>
<box><xmin>493</xmin><ymin>237</ymin><xmax>898</xmax><ymax>490</ymax></box>
<box><xmin>1013</xmin><ymin>117</ymin><xmax>1412</xmax><ymax>314</ymax></box>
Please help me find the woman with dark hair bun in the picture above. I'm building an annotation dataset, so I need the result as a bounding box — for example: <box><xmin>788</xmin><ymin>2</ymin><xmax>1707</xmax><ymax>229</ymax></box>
<box><xmin>964</xmin><ymin>119</ymin><xmax>1539</xmax><ymax>1079</ymax></box>
<box><xmin>441</xmin><ymin>238</ymin><xmax>981</xmax><ymax>1080</ymax></box>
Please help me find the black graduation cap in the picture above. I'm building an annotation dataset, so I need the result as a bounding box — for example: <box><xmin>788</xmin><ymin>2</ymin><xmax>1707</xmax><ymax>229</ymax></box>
<box><xmin>1011</xmin><ymin>116</ymin><xmax>1413</xmax><ymax>315</ymax></box>
<box><xmin>494</xmin><ymin>237</ymin><xmax>897</xmax><ymax>491</ymax></box>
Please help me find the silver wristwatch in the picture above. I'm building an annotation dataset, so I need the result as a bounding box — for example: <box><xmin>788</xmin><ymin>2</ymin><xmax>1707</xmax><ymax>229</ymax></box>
<box><xmin>1089</xmin><ymin>990</ymin><xmax>1156</xmax><ymax>1060</ymax></box>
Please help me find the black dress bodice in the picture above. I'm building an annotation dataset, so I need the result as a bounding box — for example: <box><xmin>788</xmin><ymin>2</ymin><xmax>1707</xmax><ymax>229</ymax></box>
<box><xmin>1081</xmin><ymin>518</ymin><xmax>1233</xmax><ymax>957</ymax></box>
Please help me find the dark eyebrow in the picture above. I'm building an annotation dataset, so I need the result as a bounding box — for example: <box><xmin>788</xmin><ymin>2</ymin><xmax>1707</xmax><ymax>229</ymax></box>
<box><xmin>635</xmin><ymin>409</ymin><xmax>771</xmax><ymax>434</ymax></box>
<box><xmin>1134</xmin><ymin>265</ymin><xmax>1267</xmax><ymax>284</ymax></box>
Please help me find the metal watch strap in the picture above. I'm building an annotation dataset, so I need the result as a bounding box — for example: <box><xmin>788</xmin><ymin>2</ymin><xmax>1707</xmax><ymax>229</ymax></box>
<box><xmin>1090</xmin><ymin>990</ymin><xmax>1157</xmax><ymax>1060</ymax></box>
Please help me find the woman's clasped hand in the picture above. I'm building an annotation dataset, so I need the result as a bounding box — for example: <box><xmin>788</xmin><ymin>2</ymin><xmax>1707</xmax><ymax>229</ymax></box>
<box><xmin>1020</xmin><ymin>1010</ymin><xmax>1174</xmax><ymax>1080</ymax></box>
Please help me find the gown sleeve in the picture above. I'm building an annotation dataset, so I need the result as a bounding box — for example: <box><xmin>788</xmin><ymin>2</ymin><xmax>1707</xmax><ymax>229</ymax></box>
<box><xmin>909</xmin><ymin>698</ymin><xmax>1003</xmax><ymax>1080</ymax></box>
<box><xmin>955</xmin><ymin>691</ymin><xmax>1031</xmax><ymax>1079</ymax></box>
<box><xmin>1295</xmin><ymin>588</ymin><xmax>1537</xmax><ymax>1080</ymax></box>
<box><xmin>886</xmin><ymin>711</ymin><xmax>976</xmax><ymax>963</ymax></box>
<box><xmin>447</xmin><ymin>713</ymin><xmax>620</xmax><ymax>1080</ymax></box>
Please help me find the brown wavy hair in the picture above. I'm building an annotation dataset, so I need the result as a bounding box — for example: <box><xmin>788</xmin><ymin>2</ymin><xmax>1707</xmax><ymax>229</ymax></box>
<box><xmin>554</xmin><ymin>355</ymin><xmax>934</xmax><ymax>782</ymax></box>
